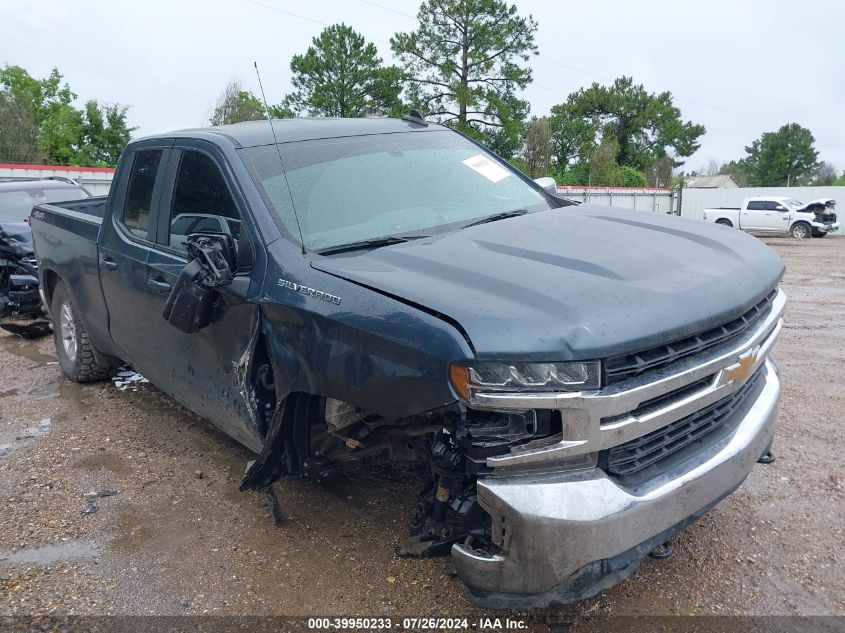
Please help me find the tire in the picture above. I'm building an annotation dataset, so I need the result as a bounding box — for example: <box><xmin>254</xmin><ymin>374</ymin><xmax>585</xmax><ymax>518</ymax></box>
<box><xmin>790</xmin><ymin>222</ymin><xmax>811</xmax><ymax>239</ymax></box>
<box><xmin>0</xmin><ymin>322</ymin><xmax>52</xmax><ymax>339</ymax></box>
<box><xmin>51</xmin><ymin>280</ymin><xmax>113</xmax><ymax>382</ymax></box>
<box><xmin>715</xmin><ymin>219</ymin><xmax>733</xmax><ymax>227</ymax></box>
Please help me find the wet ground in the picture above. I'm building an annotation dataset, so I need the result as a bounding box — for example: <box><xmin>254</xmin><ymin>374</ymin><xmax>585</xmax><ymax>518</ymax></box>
<box><xmin>0</xmin><ymin>236</ymin><xmax>843</xmax><ymax>630</ymax></box>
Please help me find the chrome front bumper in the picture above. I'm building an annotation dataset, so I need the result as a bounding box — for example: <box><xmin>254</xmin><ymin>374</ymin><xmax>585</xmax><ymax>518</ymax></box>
<box><xmin>453</xmin><ymin>359</ymin><xmax>780</xmax><ymax>606</ymax></box>
<box><xmin>452</xmin><ymin>290</ymin><xmax>786</xmax><ymax>607</ymax></box>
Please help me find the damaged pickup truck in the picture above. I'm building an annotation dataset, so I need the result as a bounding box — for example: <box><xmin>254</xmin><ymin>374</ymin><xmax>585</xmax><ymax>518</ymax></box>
<box><xmin>30</xmin><ymin>116</ymin><xmax>785</xmax><ymax>608</ymax></box>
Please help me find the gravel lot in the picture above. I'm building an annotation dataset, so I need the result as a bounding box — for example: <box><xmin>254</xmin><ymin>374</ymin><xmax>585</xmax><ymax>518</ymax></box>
<box><xmin>1</xmin><ymin>236</ymin><xmax>843</xmax><ymax>629</ymax></box>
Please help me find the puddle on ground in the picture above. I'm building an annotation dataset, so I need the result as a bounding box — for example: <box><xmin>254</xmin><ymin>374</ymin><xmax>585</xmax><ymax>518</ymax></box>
<box><xmin>0</xmin><ymin>338</ymin><xmax>57</xmax><ymax>364</ymax></box>
<box><xmin>0</xmin><ymin>418</ymin><xmax>51</xmax><ymax>457</ymax></box>
<box><xmin>76</xmin><ymin>451</ymin><xmax>133</xmax><ymax>475</ymax></box>
<box><xmin>0</xmin><ymin>540</ymin><xmax>100</xmax><ymax>566</ymax></box>
<box><xmin>28</xmin><ymin>381</ymin><xmax>60</xmax><ymax>399</ymax></box>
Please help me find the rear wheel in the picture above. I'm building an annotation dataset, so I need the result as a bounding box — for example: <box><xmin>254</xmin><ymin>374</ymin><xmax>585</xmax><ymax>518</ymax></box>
<box><xmin>715</xmin><ymin>218</ymin><xmax>733</xmax><ymax>227</ymax></box>
<box><xmin>790</xmin><ymin>222</ymin><xmax>811</xmax><ymax>239</ymax></box>
<box><xmin>51</xmin><ymin>280</ymin><xmax>113</xmax><ymax>382</ymax></box>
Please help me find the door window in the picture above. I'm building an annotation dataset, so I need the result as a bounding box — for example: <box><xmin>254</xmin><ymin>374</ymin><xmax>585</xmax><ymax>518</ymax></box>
<box><xmin>167</xmin><ymin>150</ymin><xmax>242</xmax><ymax>254</ymax></box>
<box><xmin>121</xmin><ymin>149</ymin><xmax>163</xmax><ymax>239</ymax></box>
<box><xmin>746</xmin><ymin>201</ymin><xmax>765</xmax><ymax>211</ymax></box>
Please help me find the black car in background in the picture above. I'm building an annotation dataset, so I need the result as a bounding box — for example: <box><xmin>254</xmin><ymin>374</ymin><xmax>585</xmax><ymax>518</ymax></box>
<box><xmin>0</xmin><ymin>178</ymin><xmax>91</xmax><ymax>337</ymax></box>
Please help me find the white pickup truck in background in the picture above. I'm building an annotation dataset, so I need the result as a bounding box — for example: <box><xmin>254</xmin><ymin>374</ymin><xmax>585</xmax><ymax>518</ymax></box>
<box><xmin>703</xmin><ymin>196</ymin><xmax>839</xmax><ymax>239</ymax></box>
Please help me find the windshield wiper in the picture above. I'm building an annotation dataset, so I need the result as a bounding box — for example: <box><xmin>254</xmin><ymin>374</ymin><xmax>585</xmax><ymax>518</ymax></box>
<box><xmin>460</xmin><ymin>209</ymin><xmax>528</xmax><ymax>229</ymax></box>
<box><xmin>316</xmin><ymin>234</ymin><xmax>428</xmax><ymax>256</ymax></box>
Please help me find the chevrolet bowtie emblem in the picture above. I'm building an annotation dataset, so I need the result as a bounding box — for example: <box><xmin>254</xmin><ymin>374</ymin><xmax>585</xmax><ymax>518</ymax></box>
<box><xmin>724</xmin><ymin>348</ymin><xmax>758</xmax><ymax>384</ymax></box>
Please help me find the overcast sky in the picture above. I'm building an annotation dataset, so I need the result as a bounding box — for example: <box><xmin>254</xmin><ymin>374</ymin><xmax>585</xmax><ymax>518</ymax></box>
<box><xmin>2</xmin><ymin>0</ymin><xmax>843</xmax><ymax>172</ymax></box>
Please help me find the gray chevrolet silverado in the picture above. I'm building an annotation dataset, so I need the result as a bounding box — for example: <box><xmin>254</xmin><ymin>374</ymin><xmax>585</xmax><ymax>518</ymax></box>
<box><xmin>30</xmin><ymin>116</ymin><xmax>785</xmax><ymax>607</ymax></box>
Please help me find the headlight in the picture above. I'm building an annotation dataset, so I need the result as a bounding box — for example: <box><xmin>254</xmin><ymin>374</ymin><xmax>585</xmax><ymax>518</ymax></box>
<box><xmin>449</xmin><ymin>361</ymin><xmax>601</xmax><ymax>400</ymax></box>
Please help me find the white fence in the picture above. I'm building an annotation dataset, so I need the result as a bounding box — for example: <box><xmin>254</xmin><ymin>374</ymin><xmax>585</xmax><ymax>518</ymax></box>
<box><xmin>679</xmin><ymin>186</ymin><xmax>845</xmax><ymax>235</ymax></box>
<box><xmin>556</xmin><ymin>186</ymin><xmax>676</xmax><ymax>214</ymax></box>
<box><xmin>0</xmin><ymin>163</ymin><xmax>115</xmax><ymax>196</ymax></box>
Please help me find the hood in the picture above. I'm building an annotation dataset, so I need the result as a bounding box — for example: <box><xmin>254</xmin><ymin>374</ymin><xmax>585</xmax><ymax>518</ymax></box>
<box><xmin>796</xmin><ymin>198</ymin><xmax>835</xmax><ymax>212</ymax></box>
<box><xmin>0</xmin><ymin>222</ymin><xmax>34</xmax><ymax>257</ymax></box>
<box><xmin>311</xmin><ymin>206</ymin><xmax>785</xmax><ymax>361</ymax></box>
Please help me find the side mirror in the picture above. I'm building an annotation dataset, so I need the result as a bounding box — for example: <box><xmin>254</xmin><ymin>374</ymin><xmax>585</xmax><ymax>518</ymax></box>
<box><xmin>161</xmin><ymin>233</ymin><xmax>236</xmax><ymax>334</ymax></box>
<box><xmin>533</xmin><ymin>176</ymin><xmax>557</xmax><ymax>195</ymax></box>
<box><xmin>186</xmin><ymin>232</ymin><xmax>236</xmax><ymax>284</ymax></box>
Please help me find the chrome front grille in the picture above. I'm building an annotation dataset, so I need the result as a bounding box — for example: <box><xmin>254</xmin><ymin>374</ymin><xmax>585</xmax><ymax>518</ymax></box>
<box><xmin>604</xmin><ymin>366</ymin><xmax>767</xmax><ymax>486</ymax></box>
<box><xmin>477</xmin><ymin>289</ymin><xmax>785</xmax><ymax>472</ymax></box>
<box><xmin>605</xmin><ymin>288</ymin><xmax>778</xmax><ymax>385</ymax></box>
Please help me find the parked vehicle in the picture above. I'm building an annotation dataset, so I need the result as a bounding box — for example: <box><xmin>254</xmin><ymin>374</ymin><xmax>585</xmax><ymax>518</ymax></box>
<box><xmin>30</xmin><ymin>117</ymin><xmax>785</xmax><ymax>608</ymax></box>
<box><xmin>703</xmin><ymin>196</ymin><xmax>839</xmax><ymax>238</ymax></box>
<box><xmin>800</xmin><ymin>198</ymin><xmax>838</xmax><ymax>237</ymax></box>
<box><xmin>0</xmin><ymin>178</ymin><xmax>91</xmax><ymax>338</ymax></box>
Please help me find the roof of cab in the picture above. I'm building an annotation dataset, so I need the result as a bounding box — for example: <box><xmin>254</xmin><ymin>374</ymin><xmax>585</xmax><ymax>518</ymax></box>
<box><xmin>142</xmin><ymin>117</ymin><xmax>444</xmax><ymax>149</ymax></box>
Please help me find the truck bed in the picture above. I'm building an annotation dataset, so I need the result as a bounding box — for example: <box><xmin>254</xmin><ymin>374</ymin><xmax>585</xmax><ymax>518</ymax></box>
<box><xmin>55</xmin><ymin>195</ymin><xmax>108</xmax><ymax>219</ymax></box>
<box><xmin>30</xmin><ymin>200</ymin><xmax>110</xmax><ymax>349</ymax></box>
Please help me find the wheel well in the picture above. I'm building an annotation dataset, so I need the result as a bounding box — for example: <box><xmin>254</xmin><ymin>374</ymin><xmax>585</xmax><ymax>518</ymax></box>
<box><xmin>715</xmin><ymin>218</ymin><xmax>733</xmax><ymax>227</ymax></box>
<box><xmin>41</xmin><ymin>269</ymin><xmax>60</xmax><ymax>309</ymax></box>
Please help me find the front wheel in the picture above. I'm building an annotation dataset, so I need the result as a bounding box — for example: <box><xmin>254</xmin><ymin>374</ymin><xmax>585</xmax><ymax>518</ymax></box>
<box><xmin>790</xmin><ymin>222</ymin><xmax>811</xmax><ymax>239</ymax></box>
<box><xmin>51</xmin><ymin>280</ymin><xmax>113</xmax><ymax>382</ymax></box>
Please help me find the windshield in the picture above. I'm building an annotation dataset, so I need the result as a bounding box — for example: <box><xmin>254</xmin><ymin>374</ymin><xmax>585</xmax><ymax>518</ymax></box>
<box><xmin>240</xmin><ymin>130</ymin><xmax>555</xmax><ymax>251</ymax></box>
<box><xmin>783</xmin><ymin>198</ymin><xmax>804</xmax><ymax>209</ymax></box>
<box><xmin>0</xmin><ymin>186</ymin><xmax>89</xmax><ymax>223</ymax></box>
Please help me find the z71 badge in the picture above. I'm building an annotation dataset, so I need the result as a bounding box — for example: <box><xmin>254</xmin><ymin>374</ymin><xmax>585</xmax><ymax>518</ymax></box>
<box><xmin>277</xmin><ymin>278</ymin><xmax>342</xmax><ymax>305</ymax></box>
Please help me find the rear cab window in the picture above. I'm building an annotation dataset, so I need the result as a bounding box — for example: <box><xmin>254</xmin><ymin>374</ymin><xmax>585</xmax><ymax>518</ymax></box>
<box><xmin>121</xmin><ymin>150</ymin><xmax>163</xmax><ymax>239</ymax></box>
<box><xmin>746</xmin><ymin>201</ymin><xmax>766</xmax><ymax>211</ymax></box>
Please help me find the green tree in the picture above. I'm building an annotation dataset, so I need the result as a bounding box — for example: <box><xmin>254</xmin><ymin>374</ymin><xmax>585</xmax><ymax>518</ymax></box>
<box><xmin>0</xmin><ymin>90</ymin><xmax>42</xmax><ymax>162</ymax></box>
<box><xmin>718</xmin><ymin>160</ymin><xmax>749</xmax><ymax>187</ymax></box>
<box><xmin>78</xmin><ymin>101</ymin><xmax>135</xmax><ymax>166</ymax></box>
<box><xmin>0</xmin><ymin>65</ymin><xmax>134</xmax><ymax>166</ymax></box>
<box><xmin>211</xmin><ymin>81</ymin><xmax>264</xmax><ymax>125</ymax></box>
<box><xmin>284</xmin><ymin>24</ymin><xmax>402</xmax><ymax>118</ymax></box>
<box><xmin>0</xmin><ymin>65</ymin><xmax>75</xmax><ymax>128</ymax></box>
<box><xmin>835</xmin><ymin>171</ymin><xmax>845</xmax><ymax>186</ymax></box>
<box><xmin>210</xmin><ymin>80</ymin><xmax>292</xmax><ymax>125</ymax></box>
<box><xmin>809</xmin><ymin>160</ymin><xmax>837</xmax><ymax>186</ymax></box>
<box><xmin>391</xmin><ymin>0</ymin><xmax>538</xmax><ymax>157</ymax></box>
<box><xmin>40</xmin><ymin>101</ymin><xmax>84</xmax><ymax>165</ymax></box>
<box><xmin>550</xmin><ymin>135</ymin><xmax>647</xmax><ymax>187</ymax></box>
<box><xmin>523</xmin><ymin>116</ymin><xmax>552</xmax><ymax>178</ymax></box>
<box><xmin>549</xmin><ymin>76</ymin><xmax>705</xmax><ymax>173</ymax></box>
<box><xmin>740</xmin><ymin>123</ymin><xmax>818</xmax><ymax>186</ymax></box>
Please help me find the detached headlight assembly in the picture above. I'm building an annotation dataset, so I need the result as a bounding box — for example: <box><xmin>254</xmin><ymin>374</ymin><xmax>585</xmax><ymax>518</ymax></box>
<box><xmin>450</xmin><ymin>361</ymin><xmax>600</xmax><ymax>400</ymax></box>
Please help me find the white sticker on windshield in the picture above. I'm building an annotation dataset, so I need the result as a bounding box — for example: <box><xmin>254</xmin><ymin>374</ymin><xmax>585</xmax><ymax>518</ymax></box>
<box><xmin>462</xmin><ymin>154</ymin><xmax>512</xmax><ymax>183</ymax></box>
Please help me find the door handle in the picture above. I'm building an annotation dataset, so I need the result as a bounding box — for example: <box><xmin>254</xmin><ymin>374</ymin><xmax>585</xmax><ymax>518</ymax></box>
<box><xmin>101</xmin><ymin>257</ymin><xmax>118</xmax><ymax>271</ymax></box>
<box><xmin>147</xmin><ymin>278</ymin><xmax>171</xmax><ymax>293</ymax></box>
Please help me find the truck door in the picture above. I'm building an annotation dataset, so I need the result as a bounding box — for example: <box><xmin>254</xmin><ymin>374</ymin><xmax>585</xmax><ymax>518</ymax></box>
<box><xmin>764</xmin><ymin>200</ymin><xmax>792</xmax><ymax>232</ymax></box>
<box><xmin>98</xmin><ymin>140</ymin><xmax>174</xmax><ymax>362</ymax></box>
<box><xmin>142</xmin><ymin>141</ymin><xmax>264</xmax><ymax>450</ymax></box>
<box><xmin>740</xmin><ymin>200</ymin><xmax>769</xmax><ymax>231</ymax></box>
